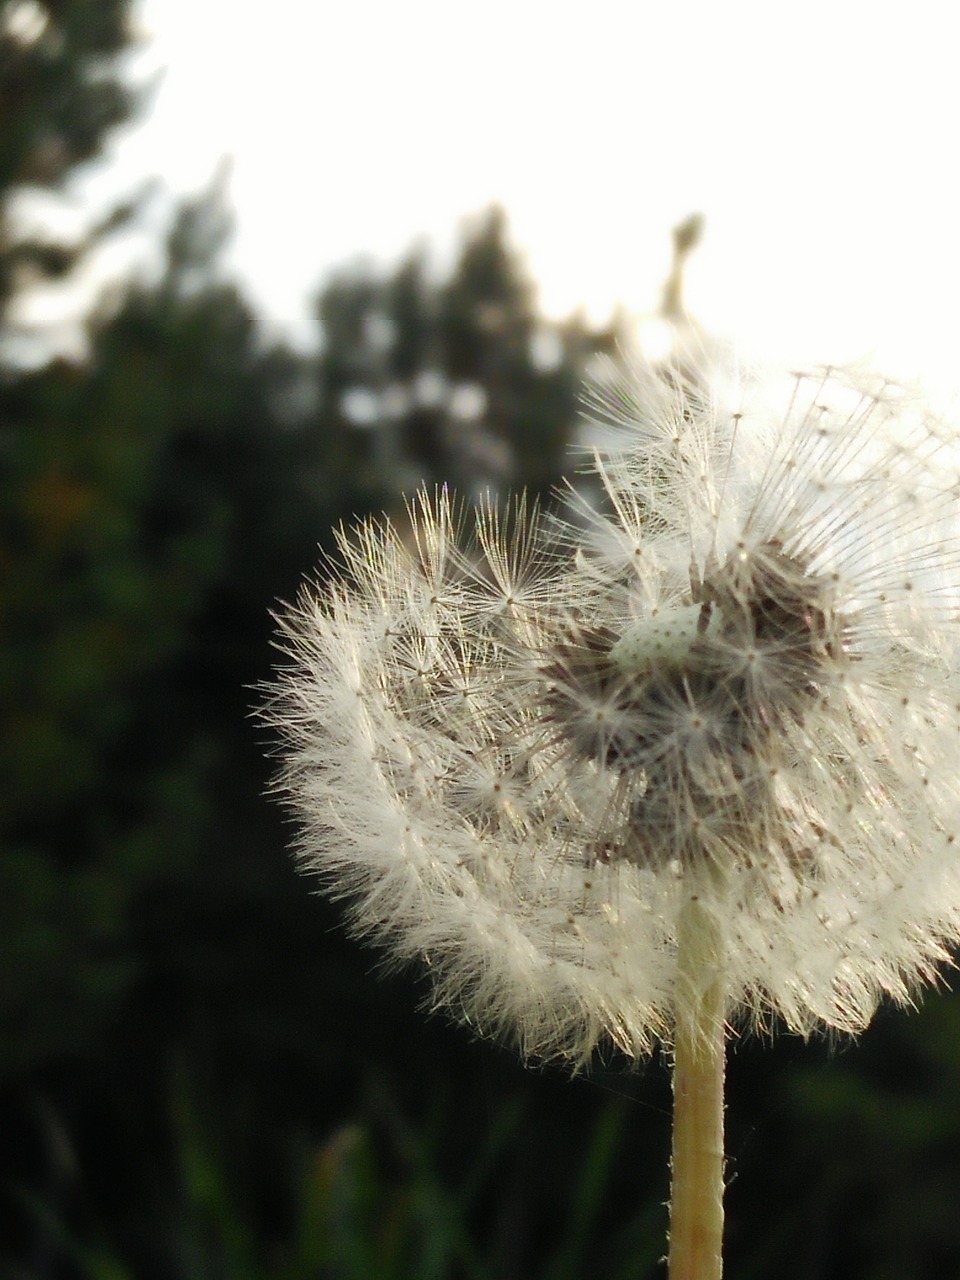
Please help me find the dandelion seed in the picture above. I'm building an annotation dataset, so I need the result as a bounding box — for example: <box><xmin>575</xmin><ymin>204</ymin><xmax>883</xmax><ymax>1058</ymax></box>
<box><xmin>263</xmin><ymin>358</ymin><xmax>960</xmax><ymax>1280</ymax></box>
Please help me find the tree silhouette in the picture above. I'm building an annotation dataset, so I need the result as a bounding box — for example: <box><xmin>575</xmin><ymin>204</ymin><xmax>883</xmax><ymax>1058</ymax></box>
<box><xmin>0</xmin><ymin>0</ymin><xmax>139</xmax><ymax>330</ymax></box>
<box><xmin>314</xmin><ymin>206</ymin><xmax>619</xmax><ymax>501</ymax></box>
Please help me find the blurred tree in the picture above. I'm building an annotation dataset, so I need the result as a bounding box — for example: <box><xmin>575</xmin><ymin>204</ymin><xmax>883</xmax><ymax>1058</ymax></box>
<box><xmin>0</xmin><ymin>176</ymin><xmax>314</xmax><ymax>1071</ymax></box>
<box><xmin>315</xmin><ymin>206</ymin><xmax>618</xmax><ymax>501</ymax></box>
<box><xmin>0</xmin><ymin>0</ymin><xmax>140</xmax><ymax>329</ymax></box>
<box><xmin>0</xmin><ymin>169</ymin><xmax>361</xmax><ymax>1271</ymax></box>
<box><xmin>0</xmin><ymin>0</ymin><xmax>145</xmax><ymax>1081</ymax></box>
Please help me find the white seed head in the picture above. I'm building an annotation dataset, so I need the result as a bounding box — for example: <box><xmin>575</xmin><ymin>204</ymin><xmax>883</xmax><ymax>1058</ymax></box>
<box><xmin>264</xmin><ymin>362</ymin><xmax>960</xmax><ymax>1064</ymax></box>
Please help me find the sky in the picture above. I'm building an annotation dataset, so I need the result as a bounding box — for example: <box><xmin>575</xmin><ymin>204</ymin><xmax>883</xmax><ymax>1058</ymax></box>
<box><xmin>24</xmin><ymin>0</ymin><xmax>960</xmax><ymax>397</ymax></box>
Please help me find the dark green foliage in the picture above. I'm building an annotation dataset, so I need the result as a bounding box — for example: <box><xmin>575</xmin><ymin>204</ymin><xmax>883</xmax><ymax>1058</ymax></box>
<box><xmin>725</xmin><ymin>997</ymin><xmax>960</xmax><ymax>1280</ymax></box>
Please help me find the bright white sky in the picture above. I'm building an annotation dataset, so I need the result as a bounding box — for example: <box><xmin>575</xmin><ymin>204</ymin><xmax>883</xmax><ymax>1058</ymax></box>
<box><xmin>34</xmin><ymin>0</ymin><xmax>960</xmax><ymax>395</ymax></box>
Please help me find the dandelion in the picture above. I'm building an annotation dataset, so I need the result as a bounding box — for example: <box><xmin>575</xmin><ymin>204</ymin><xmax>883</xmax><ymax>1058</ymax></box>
<box><xmin>263</xmin><ymin>359</ymin><xmax>960</xmax><ymax>1279</ymax></box>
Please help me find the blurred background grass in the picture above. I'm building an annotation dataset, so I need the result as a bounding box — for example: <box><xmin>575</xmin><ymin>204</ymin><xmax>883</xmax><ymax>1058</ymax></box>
<box><xmin>5</xmin><ymin>4</ymin><xmax>960</xmax><ymax>1277</ymax></box>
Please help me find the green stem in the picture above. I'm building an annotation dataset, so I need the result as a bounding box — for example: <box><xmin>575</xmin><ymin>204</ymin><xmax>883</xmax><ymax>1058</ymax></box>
<box><xmin>667</xmin><ymin>889</ymin><xmax>727</xmax><ymax>1280</ymax></box>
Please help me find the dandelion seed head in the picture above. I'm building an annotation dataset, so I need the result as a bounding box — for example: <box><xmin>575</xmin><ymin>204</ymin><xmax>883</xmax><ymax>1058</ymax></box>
<box><xmin>265</xmin><ymin>360</ymin><xmax>960</xmax><ymax>1064</ymax></box>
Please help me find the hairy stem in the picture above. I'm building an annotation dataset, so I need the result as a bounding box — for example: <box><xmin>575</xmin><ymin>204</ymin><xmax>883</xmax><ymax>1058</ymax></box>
<box><xmin>667</xmin><ymin>889</ymin><xmax>727</xmax><ymax>1280</ymax></box>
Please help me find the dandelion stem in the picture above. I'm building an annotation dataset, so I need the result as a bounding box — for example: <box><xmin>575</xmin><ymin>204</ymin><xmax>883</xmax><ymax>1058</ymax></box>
<box><xmin>667</xmin><ymin>887</ymin><xmax>727</xmax><ymax>1280</ymax></box>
